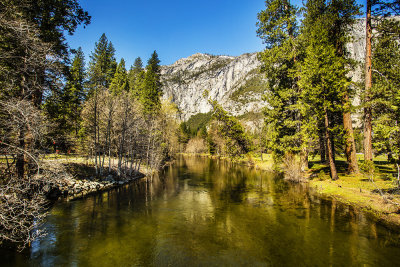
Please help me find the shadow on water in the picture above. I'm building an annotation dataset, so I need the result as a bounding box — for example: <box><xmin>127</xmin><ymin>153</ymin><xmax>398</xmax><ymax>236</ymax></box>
<box><xmin>1</xmin><ymin>155</ymin><xmax>400</xmax><ymax>266</ymax></box>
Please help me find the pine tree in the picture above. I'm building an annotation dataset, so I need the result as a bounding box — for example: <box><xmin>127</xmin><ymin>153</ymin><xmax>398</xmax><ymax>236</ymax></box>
<box><xmin>365</xmin><ymin>0</ymin><xmax>400</xmax><ymax>162</ymax></box>
<box><xmin>298</xmin><ymin>21</ymin><xmax>349</xmax><ymax>180</ymax></box>
<box><xmin>110</xmin><ymin>58</ymin><xmax>129</xmax><ymax>95</ymax></box>
<box><xmin>371</xmin><ymin>4</ymin><xmax>400</xmax><ymax>163</ymax></box>
<box><xmin>141</xmin><ymin>51</ymin><xmax>163</xmax><ymax>114</ymax></box>
<box><xmin>66</xmin><ymin>47</ymin><xmax>86</xmax><ymax>135</ymax></box>
<box><xmin>88</xmin><ymin>33</ymin><xmax>117</xmax><ymax>90</ymax></box>
<box><xmin>207</xmin><ymin>97</ymin><xmax>252</xmax><ymax>157</ymax></box>
<box><xmin>257</xmin><ymin>0</ymin><xmax>302</xmax><ymax>161</ymax></box>
<box><xmin>43</xmin><ymin>47</ymin><xmax>87</xmax><ymax>150</ymax></box>
<box><xmin>86</xmin><ymin>33</ymin><xmax>117</xmax><ymax>174</ymax></box>
<box><xmin>128</xmin><ymin>57</ymin><xmax>144</xmax><ymax>89</ymax></box>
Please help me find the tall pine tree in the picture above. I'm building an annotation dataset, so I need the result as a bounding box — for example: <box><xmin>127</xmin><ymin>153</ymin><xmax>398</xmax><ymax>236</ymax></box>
<box><xmin>110</xmin><ymin>58</ymin><xmax>129</xmax><ymax>95</ymax></box>
<box><xmin>141</xmin><ymin>51</ymin><xmax>162</xmax><ymax>114</ymax></box>
<box><xmin>257</xmin><ymin>0</ymin><xmax>302</xmax><ymax>163</ymax></box>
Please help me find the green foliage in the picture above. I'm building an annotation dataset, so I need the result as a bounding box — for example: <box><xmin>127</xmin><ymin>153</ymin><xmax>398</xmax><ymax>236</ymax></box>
<box><xmin>21</xmin><ymin>0</ymin><xmax>91</xmax><ymax>59</ymax></box>
<box><xmin>185</xmin><ymin>112</ymin><xmax>213</xmax><ymax>136</ymax></box>
<box><xmin>360</xmin><ymin>160</ymin><xmax>375</xmax><ymax>175</ymax></box>
<box><xmin>257</xmin><ymin>0</ymin><xmax>360</xmax><ymax>162</ymax></box>
<box><xmin>257</xmin><ymin>0</ymin><xmax>300</xmax><ymax>156</ymax></box>
<box><xmin>371</xmin><ymin>16</ymin><xmax>400</xmax><ymax>161</ymax></box>
<box><xmin>140</xmin><ymin>51</ymin><xmax>163</xmax><ymax>114</ymax></box>
<box><xmin>43</xmin><ymin>47</ymin><xmax>87</xmax><ymax>150</ymax></box>
<box><xmin>297</xmin><ymin>17</ymin><xmax>349</xmax><ymax>144</ymax></box>
<box><xmin>128</xmin><ymin>57</ymin><xmax>144</xmax><ymax>94</ymax></box>
<box><xmin>208</xmin><ymin>99</ymin><xmax>252</xmax><ymax>157</ymax></box>
<box><xmin>178</xmin><ymin>123</ymin><xmax>191</xmax><ymax>144</ymax></box>
<box><xmin>110</xmin><ymin>58</ymin><xmax>129</xmax><ymax>95</ymax></box>
<box><xmin>256</xmin><ymin>0</ymin><xmax>298</xmax><ymax>49</ymax></box>
<box><xmin>88</xmin><ymin>34</ymin><xmax>117</xmax><ymax>90</ymax></box>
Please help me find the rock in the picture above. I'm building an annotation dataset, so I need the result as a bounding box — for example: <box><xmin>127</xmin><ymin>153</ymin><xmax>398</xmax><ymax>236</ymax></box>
<box><xmin>46</xmin><ymin>187</ymin><xmax>62</xmax><ymax>201</ymax></box>
<box><xmin>161</xmin><ymin>53</ymin><xmax>264</xmax><ymax>122</ymax></box>
<box><xmin>161</xmin><ymin>19</ymin><xmax>370</xmax><ymax>128</ymax></box>
<box><xmin>105</xmin><ymin>175</ymin><xmax>114</xmax><ymax>182</ymax></box>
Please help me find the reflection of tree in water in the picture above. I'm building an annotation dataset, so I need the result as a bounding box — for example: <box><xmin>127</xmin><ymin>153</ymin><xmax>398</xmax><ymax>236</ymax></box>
<box><xmin>21</xmin><ymin>156</ymin><xmax>400</xmax><ymax>266</ymax></box>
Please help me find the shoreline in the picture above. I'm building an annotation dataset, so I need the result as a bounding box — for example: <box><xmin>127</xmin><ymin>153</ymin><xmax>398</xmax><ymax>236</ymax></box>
<box><xmin>181</xmin><ymin>153</ymin><xmax>400</xmax><ymax>230</ymax></box>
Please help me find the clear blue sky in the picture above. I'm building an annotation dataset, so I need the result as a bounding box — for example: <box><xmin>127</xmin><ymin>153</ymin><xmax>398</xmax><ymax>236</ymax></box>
<box><xmin>66</xmin><ymin>0</ymin><xmax>269</xmax><ymax>67</ymax></box>
<box><xmin>67</xmin><ymin>0</ymin><xmax>365</xmax><ymax>67</ymax></box>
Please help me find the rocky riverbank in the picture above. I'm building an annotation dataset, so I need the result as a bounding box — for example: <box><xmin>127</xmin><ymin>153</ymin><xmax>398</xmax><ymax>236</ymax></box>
<box><xmin>43</xmin><ymin>172</ymin><xmax>146</xmax><ymax>201</ymax></box>
<box><xmin>38</xmin><ymin>159</ymin><xmax>151</xmax><ymax>201</ymax></box>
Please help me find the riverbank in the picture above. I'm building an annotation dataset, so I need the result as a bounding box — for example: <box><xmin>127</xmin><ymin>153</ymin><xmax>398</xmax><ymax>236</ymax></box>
<box><xmin>308</xmin><ymin>174</ymin><xmax>400</xmax><ymax>229</ymax></box>
<box><xmin>180</xmin><ymin>152</ymin><xmax>275</xmax><ymax>171</ymax></box>
<box><xmin>40</xmin><ymin>155</ymin><xmax>152</xmax><ymax>201</ymax></box>
<box><xmin>182</xmin><ymin>153</ymin><xmax>400</xmax><ymax>229</ymax></box>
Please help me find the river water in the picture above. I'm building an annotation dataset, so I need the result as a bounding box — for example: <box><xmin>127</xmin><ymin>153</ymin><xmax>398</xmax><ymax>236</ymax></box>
<box><xmin>2</xmin><ymin>155</ymin><xmax>400</xmax><ymax>266</ymax></box>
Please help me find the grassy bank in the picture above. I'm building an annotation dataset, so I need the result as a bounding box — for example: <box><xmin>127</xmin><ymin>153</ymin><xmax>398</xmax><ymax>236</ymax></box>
<box><xmin>306</xmin><ymin>155</ymin><xmax>400</xmax><ymax>229</ymax></box>
<box><xmin>181</xmin><ymin>152</ymin><xmax>400</xmax><ymax>229</ymax></box>
<box><xmin>180</xmin><ymin>152</ymin><xmax>275</xmax><ymax>171</ymax></box>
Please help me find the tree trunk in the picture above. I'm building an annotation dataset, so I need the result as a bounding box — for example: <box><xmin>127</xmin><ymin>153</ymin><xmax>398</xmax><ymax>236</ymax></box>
<box><xmin>16</xmin><ymin>128</ymin><xmax>25</xmax><ymax>178</ymax></box>
<box><xmin>300</xmin><ymin>147</ymin><xmax>308</xmax><ymax>171</ymax></box>
<box><xmin>364</xmin><ymin>0</ymin><xmax>373</xmax><ymax>162</ymax></box>
<box><xmin>319</xmin><ymin>129</ymin><xmax>326</xmax><ymax>163</ymax></box>
<box><xmin>94</xmin><ymin>88</ymin><xmax>98</xmax><ymax>175</ymax></box>
<box><xmin>324</xmin><ymin>109</ymin><xmax>339</xmax><ymax>180</ymax></box>
<box><xmin>343</xmin><ymin>94</ymin><xmax>359</xmax><ymax>174</ymax></box>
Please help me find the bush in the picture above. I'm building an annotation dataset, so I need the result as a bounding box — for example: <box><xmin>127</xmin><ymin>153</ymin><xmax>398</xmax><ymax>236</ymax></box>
<box><xmin>185</xmin><ymin>137</ymin><xmax>207</xmax><ymax>154</ymax></box>
<box><xmin>282</xmin><ymin>153</ymin><xmax>304</xmax><ymax>182</ymax></box>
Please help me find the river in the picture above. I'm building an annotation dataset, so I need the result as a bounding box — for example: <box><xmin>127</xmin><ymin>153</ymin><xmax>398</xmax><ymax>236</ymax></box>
<box><xmin>1</xmin><ymin>155</ymin><xmax>400</xmax><ymax>266</ymax></box>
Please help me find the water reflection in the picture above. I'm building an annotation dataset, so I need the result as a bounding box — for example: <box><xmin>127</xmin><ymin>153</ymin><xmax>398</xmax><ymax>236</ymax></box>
<box><xmin>1</xmin><ymin>155</ymin><xmax>400</xmax><ymax>266</ymax></box>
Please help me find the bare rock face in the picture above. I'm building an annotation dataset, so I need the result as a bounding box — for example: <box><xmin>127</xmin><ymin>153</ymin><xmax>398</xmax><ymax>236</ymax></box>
<box><xmin>161</xmin><ymin>53</ymin><xmax>266</xmax><ymax>121</ymax></box>
<box><xmin>161</xmin><ymin>19</ymin><xmax>367</xmax><ymax>122</ymax></box>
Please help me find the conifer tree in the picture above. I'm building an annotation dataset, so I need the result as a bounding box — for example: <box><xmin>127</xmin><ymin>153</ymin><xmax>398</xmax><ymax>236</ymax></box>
<box><xmin>110</xmin><ymin>58</ymin><xmax>129</xmax><ymax>95</ymax></box>
<box><xmin>298</xmin><ymin>22</ymin><xmax>349</xmax><ymax>180</ymax></box>
<box><xmin>43</xmin><ymin>47</ymin><xmax>87</xmax><ymax>150</ymax></box>
<box><xmin>141</xmin><ymin>51</ymin><xmax>163</xmax><ymax>114</ymax></box>
<box><xmin>128</xmin><ymin>57</ymin><xmax>144</xmax><ymax>88</ymax></box>
<box><xmin>365</xmin><ymin>0</ymin><xmax>400</xmax><ymax>162</ymax></box>
<box><xmin>370</xmin><ymin>3</ymin><xmax>400</xmax><ymax>163</ymax></box>
<box><xmin>86</xmin><ymin>34</ymin><xmax>117</xmax><ymax>174</ymax></box>
<box><xmin>257</xmin><ymin>0</ymin><xmax>301</xmax><ymax>161</ymax></box>
<box><xmin>88</xmin><ymin>33</ymin><xmax>117</xmax><ymax>90</ymax></box>
<box><xmin>66</xmin><ymin>47</ymin><xmax>87</xmax><ymax>135</ymax></box>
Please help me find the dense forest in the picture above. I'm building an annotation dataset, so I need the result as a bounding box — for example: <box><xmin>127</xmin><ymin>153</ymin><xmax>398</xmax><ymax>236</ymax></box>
<box><xmin>0</xmin><ymin>0</ymin><xmax>400</xmax><ymax>250</ymax></box>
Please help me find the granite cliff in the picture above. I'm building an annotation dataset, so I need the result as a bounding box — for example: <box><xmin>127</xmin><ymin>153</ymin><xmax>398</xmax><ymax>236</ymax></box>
<box><xmin>161</xmin><ymin>19</ymin><xmax>367</xmax><ymax>123</ymax></box>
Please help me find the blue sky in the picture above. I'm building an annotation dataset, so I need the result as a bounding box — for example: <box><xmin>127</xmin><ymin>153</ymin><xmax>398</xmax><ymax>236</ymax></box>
<box><xmin>67</xmin><ymin>0</ymin><xmax>269</xmax><ymax>67</ymax></box>
<box><xmin>67</xmin><ymin>0</ymin><xmax>365</xmax><ymax>67</ymax></box>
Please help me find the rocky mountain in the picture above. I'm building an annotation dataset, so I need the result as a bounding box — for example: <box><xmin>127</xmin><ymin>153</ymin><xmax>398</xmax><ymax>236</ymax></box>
<box><xmin>161</xmin><ymin>53</ymin><xmax>265</xmax><ymax>122</ymax></box>
<box><xmin>161</xmin><ymin>19</ymin><xmax>367</xmax><ymax>123</ymax></box>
